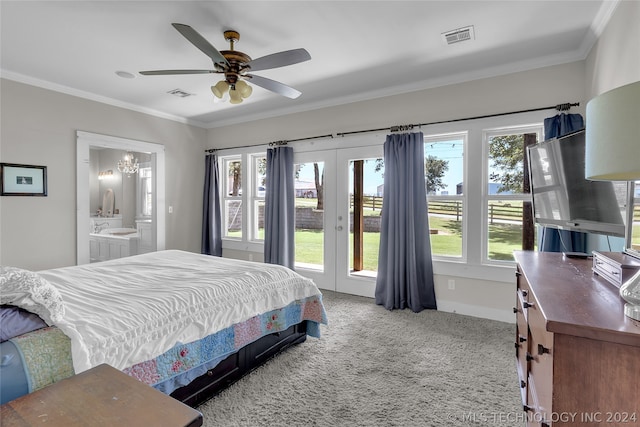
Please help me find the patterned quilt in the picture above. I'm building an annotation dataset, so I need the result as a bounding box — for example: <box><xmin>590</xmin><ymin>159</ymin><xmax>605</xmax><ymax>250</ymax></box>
<box><xmin>11</xmin><ymin>295</ymin><xmax>327</xmax><ymax>394</ymax></box>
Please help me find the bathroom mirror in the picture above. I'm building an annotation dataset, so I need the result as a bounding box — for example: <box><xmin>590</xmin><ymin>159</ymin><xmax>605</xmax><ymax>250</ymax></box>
<box><xmin>102</xmin><ymin>188</ymin><xmax>115</xmax><ymax>217</ymax></box>
<box><xmin>76</xmin><ymin>131</ymin><xmax>165</xmax><ymax>265</ymax></box>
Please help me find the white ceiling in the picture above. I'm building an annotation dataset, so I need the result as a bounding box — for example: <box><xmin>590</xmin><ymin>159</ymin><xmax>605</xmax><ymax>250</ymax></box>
<box><xmin>0</xmin><ymin>1</ymin><xmax>617</xmax><ymax>129</ymax></box>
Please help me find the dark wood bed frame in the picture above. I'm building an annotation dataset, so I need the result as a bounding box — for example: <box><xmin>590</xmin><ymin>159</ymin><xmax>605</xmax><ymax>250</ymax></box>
<box><xmin>170</xmin><ymin>322</ymin><xmax>307</xmax><ymax>408</ymax></box>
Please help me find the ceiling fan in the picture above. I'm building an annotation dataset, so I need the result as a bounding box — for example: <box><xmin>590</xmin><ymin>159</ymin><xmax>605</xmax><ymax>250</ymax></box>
<box><xmin>140</xmin><ymin>23</ymin><xmax>311</xmax><ymax>104</ymax></box>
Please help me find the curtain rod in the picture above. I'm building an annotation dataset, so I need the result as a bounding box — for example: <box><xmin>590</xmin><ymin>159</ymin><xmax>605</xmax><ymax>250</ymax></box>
<box><xmin>205</xmin><ymin>133</ymin><xmax>334</xmax><ymax>153</ymax></box>
<box><xmin>205</xmin><ymin>102</ymin><xmax>578</xmax><ymax>153</ymax></box>
<box><xmin>336</xmin><ymin>102</ymin><xmax>579</xmax><ymax>137</ymax></box>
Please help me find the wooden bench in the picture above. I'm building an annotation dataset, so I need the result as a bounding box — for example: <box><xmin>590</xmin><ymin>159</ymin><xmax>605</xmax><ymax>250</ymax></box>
<box><xmin>0</xmin><ymin>364</ymin><xmax>203</xmax><ymax>427</ymax></box>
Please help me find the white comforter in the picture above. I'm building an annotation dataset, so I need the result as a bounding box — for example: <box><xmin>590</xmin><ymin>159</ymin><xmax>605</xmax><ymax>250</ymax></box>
<box><xmin>38</xmin><ymin>250</ymin><xmax>321</xmax><ymax>373</ymax></box>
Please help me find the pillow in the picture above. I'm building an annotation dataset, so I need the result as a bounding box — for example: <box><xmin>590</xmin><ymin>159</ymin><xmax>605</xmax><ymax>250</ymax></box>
<box><xmin>0</xmin><ymin>266</ymin><xmax>64</xmax><ymax>325</ymax></box>
<box><xmin>0</xmin><ymin>305</ymin><xmax>47</xmax><ymax>342</ymax></box>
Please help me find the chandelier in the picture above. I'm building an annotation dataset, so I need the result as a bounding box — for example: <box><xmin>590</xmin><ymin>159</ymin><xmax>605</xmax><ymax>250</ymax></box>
<box><xmin>117</xmin><ymin>152</ymin><xmax>139</xmax><ymax>176</ymax></box>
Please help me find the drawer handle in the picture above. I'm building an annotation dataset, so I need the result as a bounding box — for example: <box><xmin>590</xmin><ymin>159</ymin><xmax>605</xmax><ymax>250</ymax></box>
<box><xmin>513</xmin><ymin>307</ymin><xmax>520</xmax><ymax>314</ymax></box>
<box><xmin>538</xmin><ymin>344</ymin><xmax>550</xmax><ymax>355</ymax></box>
<box><xmin>526</xmin><ymin>352</ymin><xmax>534</xmax><ymax>362</ymax></box>
<box><xmin>519</xmin><ymin>335</ymin><xmax>527</xmax><ymax>343</ymax></box>
<box><xmin>521</xmin><ymin>290</ymin><xmax>528</xmax><ymax>298</ymax></box>
<box><xmin>523</xmin><ymin>404</ymin><xmax>532</xmax><ymax>412</ymax></box>
<box><xmin>523</xmin><ymin>301</ymin><xmax>534</xmax><ymax>309</ymax></box>
<box><xmin>520</xmin><ymin>380</ymin><xmax>526</xmax><ymax>389</ymax></box>
<box><xmin>515</xmin><ymin>271</ymin><xmax>522</xmax><ymax>277</ymax></box>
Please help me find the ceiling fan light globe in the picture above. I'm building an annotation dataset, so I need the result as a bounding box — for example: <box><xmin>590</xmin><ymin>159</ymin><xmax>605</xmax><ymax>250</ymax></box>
<box><xmin>236</xmin><ymin>80</ymin><xmax>253</xmax><ymax>98</ymax></box>
<box><xmin>229</xmin><ymin>88</ymin><xmax>243</xmax><ymax>104</ymax></box>
<box><xmin>211</xmin><ymin>80</ymin><xmax>229</xmax><ymax>98</ymax></box>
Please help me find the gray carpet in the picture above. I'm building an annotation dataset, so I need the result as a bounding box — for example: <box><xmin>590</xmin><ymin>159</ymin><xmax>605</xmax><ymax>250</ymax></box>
<box><xmin>198</xmin><ymin>292</ymin><xmax>521</xmax><ymax>426</ymax></box>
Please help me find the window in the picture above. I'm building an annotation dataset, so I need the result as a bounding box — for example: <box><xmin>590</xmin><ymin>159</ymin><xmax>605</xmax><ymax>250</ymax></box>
<box><xmin>484</xmin><ymin>126</ymin><xmax>541</xmax><ymax>262</ymax></box>
<box><xmin>252</xmin><ymin>155</ymin><xmax>266</xmax><ymax>241</ymax></box>
<box><xmin>216</xmin><ymin>113</ymin><xmax>547</xmax><ymax>271</ymax></box>
<box><xmin>221</xmin><ymin>156</ymin><xmax>242</xmax><ymax>239</ymax></box>
<box><xmin>219</xmin><ymin>152</ymin><xmax>266</xmax><ymax>245</ymax></box>
<box><xmin>629</xmin><ymin>181</ymin><xmax>640</xmax><ymax>255</ymax></box>
<box><xmin>136</xmin><ymin>164</ymin><xmax>152</xmax><ymax>217</ymax></box>
<box><xmin>425</xmin><ymin>133</ymin><xmax>466</xmax><ymax>259</ymax></box>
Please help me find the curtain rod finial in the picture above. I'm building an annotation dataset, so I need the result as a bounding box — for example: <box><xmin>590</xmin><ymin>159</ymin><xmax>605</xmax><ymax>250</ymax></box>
<box><xmin>390</xmin><ymin>124</ymin><xmax>415</xmax><ymax>133</ymax></box>
<box><xmin>268</xmin><ymin>140</ymin><xmax>288</xmax><ymax>147</ymax></box>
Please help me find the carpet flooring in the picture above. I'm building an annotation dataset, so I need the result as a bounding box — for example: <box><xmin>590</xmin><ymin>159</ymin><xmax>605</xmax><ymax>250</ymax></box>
<box><xmin>198</xmin><ymin>292</ymin><xmax>521</xmax><ymax>426</ymax></box>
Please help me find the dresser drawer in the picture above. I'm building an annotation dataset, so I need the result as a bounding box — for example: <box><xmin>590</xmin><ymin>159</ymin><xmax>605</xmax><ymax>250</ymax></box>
<box><xmin>516</xmin><ymin>269</ymin><xmax>531</xmax><ymax>322</ymax></box>
<box><xmin>515</xmin><ymin>296</ymin><xmax>529</xmax><ymax>407</ymax></box>
<box><xmin>527</xmin><ymin>297</ymin><xmax>553</xmax><ymax>422</ymax></box>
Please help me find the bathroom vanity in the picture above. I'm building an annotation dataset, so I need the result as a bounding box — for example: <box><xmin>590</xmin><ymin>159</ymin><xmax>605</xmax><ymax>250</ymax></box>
<box><xmin>89</xmin><ymin>215</ymin><xmax>139</xmax><ymax>262</ymax></box>
<box><xmin>89</xmin><ymin>228</ymin><xmax>139</xmax><ymax>263</ymax></box>
<box><xmin>89</xmin><ymin>215</ymin><xmax>122</xmax><ymax>233</ymax></box>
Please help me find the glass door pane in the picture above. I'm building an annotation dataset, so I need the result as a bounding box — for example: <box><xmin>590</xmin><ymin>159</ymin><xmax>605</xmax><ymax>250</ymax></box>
<box><xmin>294</xmin><ymin>161</ymin><xmax>325</xmax><ymax>270</ymax></box>
<box><xmin>348</xmin><ymin>158</ymin><xmax>384</xmax><ymax>275</ymax></box>
<box><xmin>336</xmin><ymin>146</ymin><xmax>383</xmax><ymax>297</ymax></box>
<box><xmin>292</xmin><ymin>150</ymin><xmax>336</xmax><ymax>292</ymax></box>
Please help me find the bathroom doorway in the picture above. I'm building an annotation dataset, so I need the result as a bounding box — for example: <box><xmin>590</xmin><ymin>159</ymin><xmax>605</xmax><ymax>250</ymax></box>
<box><xmin>76</xmin><ymin>131</ymin><xmax>165</xmax><ymax>265</ymax></box>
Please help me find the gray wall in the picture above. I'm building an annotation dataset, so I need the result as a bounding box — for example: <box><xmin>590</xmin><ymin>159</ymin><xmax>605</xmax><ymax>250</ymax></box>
<box><xmin>584</xmin><ymin>0</ymin><xmax>640</xmax><ymax>252</ymax></box>
<box><xmin>0</xmin><ymin>80</ymin><xmax>206</xmax><ymax>270</ymax></box>
<box><xmin>585</xmin><ymin>1</ymin><xmax>640</xmax><ymax>100</ymax></box>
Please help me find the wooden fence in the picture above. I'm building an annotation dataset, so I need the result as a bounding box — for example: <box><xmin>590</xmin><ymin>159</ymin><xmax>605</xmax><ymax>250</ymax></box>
<box><xmin>351</xmin><ymin>196</ymin><xmax>640</xmax><ymax>223</ymax></box>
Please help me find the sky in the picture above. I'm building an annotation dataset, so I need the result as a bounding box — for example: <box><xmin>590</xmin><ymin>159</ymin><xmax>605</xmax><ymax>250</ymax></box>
<box><xmin>296</xmin><ymin>140</ymin><xmax>464</xmax><ymax>196</ymax></box>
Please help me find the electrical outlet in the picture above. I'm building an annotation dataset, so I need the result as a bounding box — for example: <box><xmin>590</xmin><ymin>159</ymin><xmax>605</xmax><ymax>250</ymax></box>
<box><xmin>448</xmin><ymin>279</ymin><xmax>455</xmax><ymax>290</ymax></box>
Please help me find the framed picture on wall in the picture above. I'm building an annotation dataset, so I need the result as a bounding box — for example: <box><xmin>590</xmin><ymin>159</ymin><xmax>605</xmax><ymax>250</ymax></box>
<box><xmin>0</xmin><ymin>163</ymin><xmax>48</xmax><ymax>196</ymax></box>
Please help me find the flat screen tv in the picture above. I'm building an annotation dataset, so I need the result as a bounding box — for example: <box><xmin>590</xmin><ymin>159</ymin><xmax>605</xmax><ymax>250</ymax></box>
<box><xmin>527</xmin><ymin>129</ymin><xmax>630</xmax><ymax>237</ymax></box>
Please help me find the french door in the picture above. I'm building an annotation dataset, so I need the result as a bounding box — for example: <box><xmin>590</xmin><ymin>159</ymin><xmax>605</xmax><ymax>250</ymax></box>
<box><xmin>293</xmin><ymin>144</ymin><xmax>384</xmax><ymax>298</ymax></box>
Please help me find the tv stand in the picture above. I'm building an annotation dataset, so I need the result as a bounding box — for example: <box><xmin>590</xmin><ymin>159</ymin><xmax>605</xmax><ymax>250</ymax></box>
<box><xmin>514</xmin><ymin>251</ymin><xmax>640</xmax><ymax>426</ymax></box>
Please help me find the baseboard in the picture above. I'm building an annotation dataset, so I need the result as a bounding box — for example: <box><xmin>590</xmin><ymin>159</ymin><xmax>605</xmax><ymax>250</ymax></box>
<box><xmin>436</xmin><ymin>299</ymin><xmax>515</xmax><ymax>323</ymax></box>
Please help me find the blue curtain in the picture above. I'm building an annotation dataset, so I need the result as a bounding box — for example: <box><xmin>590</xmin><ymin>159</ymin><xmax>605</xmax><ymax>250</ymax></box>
<box><xmin>375</xmin><ymin>132</ymin><xmax>437</xmax><ymax>312</ymax></box>
<box><xmin>201</xmin><ymin>154</ymin><xmax>222</xmax><ymax>256</ymax></box>
<box><xmin>264</xmin><ymin>146</ymin><xmax>295</xmax><ymax>269</ymax></box>
<box><xmin>539</xmin><ymin>113</ymin><xmax>587</xmax><ymax>253</ymax></box>
<box><xmin>543</xmin><ymin>113</ymin><xmax>584</xmax><ymax>140</ymax></box>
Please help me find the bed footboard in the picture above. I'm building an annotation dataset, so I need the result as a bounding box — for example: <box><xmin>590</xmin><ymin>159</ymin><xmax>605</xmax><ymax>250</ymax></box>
<box><xmin>170</xmin><ymin>321</ymin><xmax>307</xmax><ymax>408</ymax></box>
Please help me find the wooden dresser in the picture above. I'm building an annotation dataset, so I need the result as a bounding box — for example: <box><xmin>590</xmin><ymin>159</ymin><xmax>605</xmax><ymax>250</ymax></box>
<box><xmin>514</xmin><ymin>251</ymin><xmax>640</xmax><ymax>427</ymax></box>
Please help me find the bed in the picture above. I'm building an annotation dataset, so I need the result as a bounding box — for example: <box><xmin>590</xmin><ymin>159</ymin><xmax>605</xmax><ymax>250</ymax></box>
<box><xmin>0</xmin><ymin>250</ymin><xmax>327</xmax><ymax>407</ymax></box>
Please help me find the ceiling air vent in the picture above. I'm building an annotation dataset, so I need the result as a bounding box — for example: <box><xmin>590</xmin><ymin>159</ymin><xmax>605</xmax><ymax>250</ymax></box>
<box><xmin>167</xmin><ymin>89</ymin><xmax>193</xmax><ymax>98</ymax></box>
<box><xmin>442</xmin><ymin>26</ymin><xmax>474</xmax><ymax>45</ymax></box>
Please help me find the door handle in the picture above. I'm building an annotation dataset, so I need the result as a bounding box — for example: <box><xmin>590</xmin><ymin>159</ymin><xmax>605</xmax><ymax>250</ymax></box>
<box><xmin>336</xmin><ymin>226</ymin><xmax>343</xmax><ymax>231</ymax></box>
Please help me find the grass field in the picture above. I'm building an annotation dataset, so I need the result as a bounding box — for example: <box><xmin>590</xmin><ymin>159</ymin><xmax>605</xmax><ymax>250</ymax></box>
<box><xmin>292</xmin><ymin>217</ymin><xmax>524</xmax><ymax>269</ymax></box>
<box><xmin>230</xmin><ymin>198</ymin><xmax>640</xmax><ymax>269</ymax></box>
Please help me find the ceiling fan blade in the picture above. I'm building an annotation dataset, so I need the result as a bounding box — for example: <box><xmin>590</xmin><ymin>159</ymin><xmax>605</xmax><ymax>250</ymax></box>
<box><xmin>139</xmin><ymin>69</ymin><xmax>215</xmax><ymax>76</ymax></box>
<box><xmin>246</xmin><ymin>48</ymin><xmax>311</xmax><ymax>72</ymax></box>
<box><xmin>245</xmin><ymin>74</ymin><xmax>302</xmax><ymax>99</ymax></box>
<box><xmin>171</xmin><ymin>23</ymin><xmax>229</xmax><ymax>66</ymax></box>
